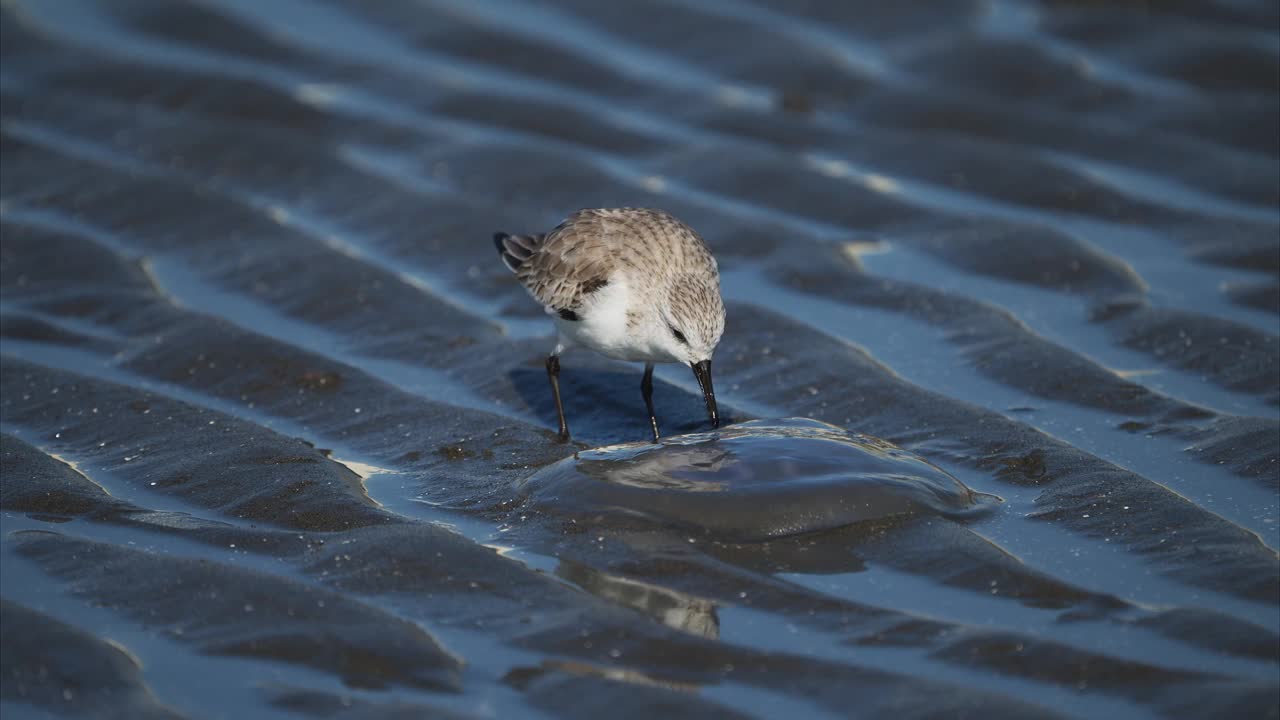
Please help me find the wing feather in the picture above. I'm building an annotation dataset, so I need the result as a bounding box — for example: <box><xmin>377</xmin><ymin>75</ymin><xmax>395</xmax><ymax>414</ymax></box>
<box><xmin>494</xmin><ymin>208</ymin><xmax>714</xmax><ymax>317</ymax></box>
<box><xmin>514</xmin><ymin>211</ymin><xmax>615</xmax><ymax>315</ymax></box>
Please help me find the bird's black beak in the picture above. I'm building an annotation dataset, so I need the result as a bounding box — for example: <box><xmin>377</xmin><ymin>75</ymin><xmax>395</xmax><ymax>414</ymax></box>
<box><xmin>690</xmin><ymin>360</ymin><xmax>719</xmax><ymax>428</ymax></box>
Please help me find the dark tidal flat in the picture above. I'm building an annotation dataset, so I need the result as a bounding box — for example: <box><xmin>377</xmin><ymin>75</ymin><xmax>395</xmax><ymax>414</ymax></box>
<box><xmin>0</xmin><ymin>0</ymin><xmax>1277</xmax><ymax>718</ymax></box>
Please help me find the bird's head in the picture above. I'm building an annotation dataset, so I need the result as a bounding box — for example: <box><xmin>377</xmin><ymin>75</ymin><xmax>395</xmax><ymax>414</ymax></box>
<box><xmin>659</xmin><ymin>274</ymin><xmax>725</xmax><ymax>365</ymax></box>
<box><xmin>659</xmin><ymin>274</ymin><xmax>725</xmax><ymax>428</ymax></box>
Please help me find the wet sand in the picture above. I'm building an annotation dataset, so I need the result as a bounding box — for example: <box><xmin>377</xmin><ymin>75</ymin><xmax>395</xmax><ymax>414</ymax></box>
<box><xmin>1</xmin><ymin>0</ymin><xmax>1277</xmax><ymax>718</ymax></box>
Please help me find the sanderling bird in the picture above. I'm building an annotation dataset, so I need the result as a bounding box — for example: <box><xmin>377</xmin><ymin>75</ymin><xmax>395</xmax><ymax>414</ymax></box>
<box><xmin>494</xmin><ymin>208</ymin><xmax>725</xmax><ymax>443</ymax></box>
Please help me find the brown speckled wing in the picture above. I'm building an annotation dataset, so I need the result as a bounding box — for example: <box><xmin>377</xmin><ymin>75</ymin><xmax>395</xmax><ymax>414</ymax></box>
<box><xmin>516</xmin><ymin>208</ymin><xmax>718</xmax><ymax>317</ymax></box>
<box><xmin>517</xmin><ymin>210</ymin><xmax>617</xmax><ymax>315</ymax></box>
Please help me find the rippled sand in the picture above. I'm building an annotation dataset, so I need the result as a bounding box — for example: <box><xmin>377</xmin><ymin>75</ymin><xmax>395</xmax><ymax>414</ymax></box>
<box><xmin>1</xmin><ymin>1</ymin><xmax>1277</xmax><ymax>718</ymax></box>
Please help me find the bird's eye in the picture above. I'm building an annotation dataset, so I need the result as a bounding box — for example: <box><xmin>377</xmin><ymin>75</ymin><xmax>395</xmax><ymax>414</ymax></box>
<box><xmin>669</xmin><ymin>325</ymin><xmax>688</xmax><ymax>344</ymax></box>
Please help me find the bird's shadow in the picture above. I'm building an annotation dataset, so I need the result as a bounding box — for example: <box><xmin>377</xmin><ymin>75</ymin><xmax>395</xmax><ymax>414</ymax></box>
<box><xmin>509</xmin><ymin>363</ymin><xmax>744</xmax><ymax>447</ymax></box>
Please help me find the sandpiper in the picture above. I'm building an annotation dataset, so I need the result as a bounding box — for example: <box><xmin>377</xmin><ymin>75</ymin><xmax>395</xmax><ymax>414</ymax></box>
<box><xmin>494</xmin><ymin>208</ymin><xmax>725</xmax><ymax>442</ymax></box>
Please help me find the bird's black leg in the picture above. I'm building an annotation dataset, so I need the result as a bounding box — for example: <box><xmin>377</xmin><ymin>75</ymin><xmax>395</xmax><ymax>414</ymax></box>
<box><xmin>546</xmin><ymin>355</ymin><xmax>569</xmax><ymax>441</ymax></box>
<box><xmin>641</xmin><ymin>362</ymin><xmax>660</xmax><ymax>443</ymax></box>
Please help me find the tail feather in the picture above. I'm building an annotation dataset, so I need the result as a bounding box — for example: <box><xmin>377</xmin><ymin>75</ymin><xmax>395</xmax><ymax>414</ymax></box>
<box><xmin>493</xmin><ymin>232</ymin><xmax>543</xmax><ymax>273</ymax></box>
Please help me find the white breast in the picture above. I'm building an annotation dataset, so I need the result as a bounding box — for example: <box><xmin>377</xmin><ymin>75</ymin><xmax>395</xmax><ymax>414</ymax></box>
<box><xmin>552</xmin><ymin>276</ymin><xmax>673</xmax><ymax>363</ymax></box>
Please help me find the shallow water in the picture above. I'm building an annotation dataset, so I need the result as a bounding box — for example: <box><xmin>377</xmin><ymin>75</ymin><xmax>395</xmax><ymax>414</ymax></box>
<box><xmin>1</xmin><ymin>0</ymin><xmax>1278</xmax><ymax>718</ymax></box>
<box><xmin>518</xmin><ymin>418</ymin><xmax>998</xmax><ymax>540</ymax></box>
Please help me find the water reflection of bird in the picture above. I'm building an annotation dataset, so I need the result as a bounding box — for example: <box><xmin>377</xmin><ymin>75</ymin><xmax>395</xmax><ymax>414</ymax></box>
<box><xmin>576</xmin><ymin>443</ymin><xmax>735</xmax><ymax>492</ymax></box>
<box><xmin>494</xmin><ymin>208</ymin><xmax>724</xmax><ymax>443</ymax></box>
<box><xmin>559</xmin><ymin>561</ymin><xmax>720</xmax><ymax>640</ymax></box>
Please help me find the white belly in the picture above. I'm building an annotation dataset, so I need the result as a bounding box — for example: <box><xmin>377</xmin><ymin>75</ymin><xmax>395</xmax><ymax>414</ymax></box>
<box><xmin>551</xmin><ymin>277</ymin><xmax>676</xmax><ymax>363</ymax></box>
